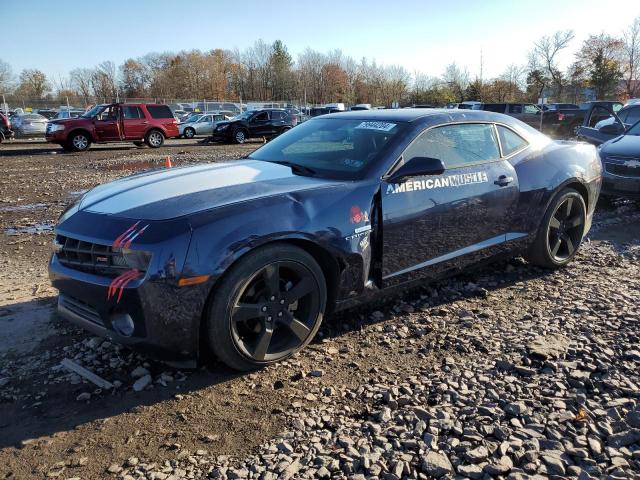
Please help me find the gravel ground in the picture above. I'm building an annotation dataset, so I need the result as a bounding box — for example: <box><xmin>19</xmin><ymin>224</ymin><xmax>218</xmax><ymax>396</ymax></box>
<box><xmin>0</xmin><ymin>139</ymin><xmax>639</xmax><ymax>479</ymax></box>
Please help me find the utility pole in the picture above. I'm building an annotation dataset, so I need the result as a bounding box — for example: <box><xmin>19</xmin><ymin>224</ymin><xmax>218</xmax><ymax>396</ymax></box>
<box><xmin>479</xmin><ymin>48</ymin><xmax>484</xmax><ymax>102</ymax></box>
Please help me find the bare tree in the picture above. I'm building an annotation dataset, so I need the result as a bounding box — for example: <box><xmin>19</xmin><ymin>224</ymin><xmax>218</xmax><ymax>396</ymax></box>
<box><xmin>70</xmin><ymin>68</ymin><xmax>94</xmax><ymax>105</ymax></box>
<box><xmin>442</xmin><ymin>63</ymin><xmax>469</xmax><ymax>102</ymax></box>
<box><xmin>0</xmin><ymin>58</ymin><xmax>14</xmax><ymax>93</ymax></box>
<box><xmin>533</xmin><ymin>30</ymin><xmax>575</xmax><ymax>99</ymax></box>
<box><xmin>622</xmin><ymin>16</ymin><xmax>640</xmax><ymax>98</ymax></box>
<box><xmin>15</xmin><ymin>69</ymin><xmax>50</xmax><ymax>99</ymax></box>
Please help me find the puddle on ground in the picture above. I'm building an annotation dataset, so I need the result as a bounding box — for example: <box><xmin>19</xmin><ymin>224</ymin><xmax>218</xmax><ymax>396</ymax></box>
<box><xmin>4</xmin><ymin>222</ymin><xmax>55</xmax><ymax>236</ymax></box>
<box><xmin>99</xmin><ymin>160</ymin><xmax>163</xmax><ymax>171</ymax></box>
<box><xmin>0</xmin><ymin>203</ymin><xmax>49</xmax><ymax>213</ymax></box>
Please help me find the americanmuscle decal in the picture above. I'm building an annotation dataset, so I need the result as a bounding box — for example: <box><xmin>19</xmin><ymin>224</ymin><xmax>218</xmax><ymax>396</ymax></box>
<box><xmin>386</xmin><ymin>171</ymin><xmax>489</xmax><ymax>195</ymax></box>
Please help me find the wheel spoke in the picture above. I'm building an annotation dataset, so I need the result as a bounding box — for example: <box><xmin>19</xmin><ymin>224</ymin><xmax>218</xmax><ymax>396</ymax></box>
<box><xmin>253</xmin><ymin>326</ymin><xmax>273</xmax><ymax>360</ymax></box>
<box><xmin>549</xmin><ymin>216</ymin><xmax>561</xmax><ymax>230</ymax></box>
<box><xmin>282</xmin><ymin>311</ymin><xmax>311</xmax><ymax>340</ymax></box>
<box><xmin>567</xmin><ymin>214</ymin><xmax>583</xmax><ymax>229</ymax></box>
<box><xmin>232</xmin><ymin>302</ymin><xmax>262</xmax><ymax>323</ymax></box>
<box><xmin>551</xmin><ymin>237</ymin><xmax>562</xmax><ymax>256</ymax></box>
<box><xmin>564</xmin><ymin>198</ymin><xmax>573</xmax><ymax>218</ymax></box>
<box><xmin>565</xmin><ymin>237</ymin><xmax>575</xmax><ymax>256</ymax></box>
<box><xmin>263</xmin><ymin>264</ymin><xmax>280</xmax><ymax>296</ymax></box>
<box><xmin>286</xmin><ymin>277</ymin><xmax>315</xmax><ymax>303</ymax></box>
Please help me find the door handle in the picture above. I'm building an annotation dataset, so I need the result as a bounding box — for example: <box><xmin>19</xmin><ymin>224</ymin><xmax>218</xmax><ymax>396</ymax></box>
<box><xmin>495</xmin><ymin>175</ymin><xmax>514</xmax><ymax>187</ymax></box>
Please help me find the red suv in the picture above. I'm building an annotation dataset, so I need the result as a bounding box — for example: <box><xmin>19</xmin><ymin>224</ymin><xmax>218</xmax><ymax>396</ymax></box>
<box><xmin>46</xmin><ymin>103</ymin><xmax>179</xmax><ymax>152</ymax></box>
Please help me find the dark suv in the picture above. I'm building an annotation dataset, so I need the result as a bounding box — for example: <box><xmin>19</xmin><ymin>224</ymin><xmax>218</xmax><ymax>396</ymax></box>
<box><xmin>46</xmin><ymin>103</ymin><xmax>180</xmax><ymax>152</ymax></box>
<box><xmin>210</xmin><ymin>109</ymin><xmax>294</xmax><ymax>144</ymax></box>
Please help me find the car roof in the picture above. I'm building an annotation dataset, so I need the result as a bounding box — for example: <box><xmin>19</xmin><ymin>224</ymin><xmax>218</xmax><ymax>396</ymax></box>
<box><xmin>321</xmin><ymin>108</ymin><xmax>521</xmax><ymax>124</ymax></box>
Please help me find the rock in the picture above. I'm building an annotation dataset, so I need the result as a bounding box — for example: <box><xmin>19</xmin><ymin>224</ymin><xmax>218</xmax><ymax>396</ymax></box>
<box><xmin>528</xmin><ymin>334</ymin><xmax>569</xmax><ymax>360</ymax></box>
<box><xmin>106</xmin><ymin>464</ymin><xmax>122</xmax><ymax>474</ymax></box>
<box><xmin>625</xmin><ymin>409</ymin><xmax>640</xmax><ymax>428</ymax></box>
<box><xmin>464</xmin><ymin>445</ymin><xmax>489</xmax><ymax>463</ymax></box>
<box><xmin>132</xmin><ymin>374</ymin><xmax>152</xmax><ymax>392</ymax></box>
<box><xmin>458</xmin><ymin>463</ymin><xmax>484</xmax><ymax>479</ymax></box>
<box><xmin>542</xmin><ymin>455</ymin><xmax>566</xmax><ymax>476</ymax></box>
<box><xmin>421</xmin><ymin>451</ymin><xmax>453</xmax><ymax>478</ymax></box>
<box><xmin>607</xmin><ymin>429</ymin><xmax>640</xmax><ymax>447</ymax></box>
<box><xmin>484</xmin><ymin>456</ymin><xmax>513</xmax><ymax>475</ymax></box>
<box><xmin>130</xmin><ymin>366</ymin><xmax>150</xmax><ymax>378</ymax></box>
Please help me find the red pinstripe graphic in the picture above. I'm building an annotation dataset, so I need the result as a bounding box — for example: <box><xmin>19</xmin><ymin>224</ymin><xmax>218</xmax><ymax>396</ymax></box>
<box><xmin>107</xmin><ymin>269</ymin><xmax>140</xmax><ymax>302</ymax></box>
<box><xmin>122</xmin><ymin>224</ymin><xmax>149</xmax><ymax>249</ymax></box>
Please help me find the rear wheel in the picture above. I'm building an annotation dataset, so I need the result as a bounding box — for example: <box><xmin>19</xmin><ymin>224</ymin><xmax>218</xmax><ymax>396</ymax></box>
<box><xmin>206</xmin><ymin>244</ymin><xmax>326</xmax><ymax>371</ymax></box>
<box><xmin>67</xmin><ymin>132</ymin><xmax>90</xmax><ymax>152</ymax></box>
<box><xmin>145</xmin><ymin>129</ymin><xmax>164</xmax><ymax>148</ymax></box>
<box><xmin>183</xmin><ymin>127</ymin><xmax>195</xmax><ymax>139</ymax></box>
<box><xmin>527</xmin><ymin>188</ymin><xmax>586</xmax><ymax>268</ymax></box>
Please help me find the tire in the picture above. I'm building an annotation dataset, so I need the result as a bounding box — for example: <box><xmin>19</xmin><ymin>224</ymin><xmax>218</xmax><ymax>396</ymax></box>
<box><xmin>67</xmin><ymin>131</ymin><xmax>91</xmax><ymax>152</ymax></box>
<box><xmin>183</xmin><ymin>127</ymin><xmax>195</xmax><ymax>139</ymax></box>
<box><xmin>206</xmin><ymin>244</ymin><xmax>327</xmax><ymax>371</ymax></box>
<box><xmin>145</xmin><ymin>129</ymin><xmax>164</xmax><ymax>148</ymax></box>
<box><xmin>232</xmin><ymin>128</ymin><xmax>247</xmax><ymax>144</ymax></box>
<box><xmin>280</xmin><ymin>126</ymin><xmax>292</xmax><ymax>135</ymax></box>
<box><xmin>527</xmin><ymin>188</ymin><xmax>587</xmax><ymax>269</ymax></box>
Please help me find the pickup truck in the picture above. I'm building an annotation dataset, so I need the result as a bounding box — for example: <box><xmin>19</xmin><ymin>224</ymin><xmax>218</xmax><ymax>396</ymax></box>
<box><xmin>480</xmin><ymin>103</ymin><xmax>542</xmax><ymax>129</ymax></box>
<box><xmin>540</xmin><ymin>101</ymin><xmax>623</xmax><ymax>138</ymax></box>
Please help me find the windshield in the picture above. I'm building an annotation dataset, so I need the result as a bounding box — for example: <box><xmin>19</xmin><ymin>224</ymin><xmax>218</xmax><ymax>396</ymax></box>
<box><xmin>627</xmin><ymin>120</ymin><xmax>640</xmax><ymax>135</ymax></box>
<box><xmin>81</xmin><ymin>105</ymin><xmax>105</xmax><ymax>118</ymax></box>
<box><xmin>234</xmin><ymin>111</ymin><xmax>255</xmax><ymax>120</ymax></box>
<box><xmin>248</xmin><ymin>118</ymin><xmax>407</xmax><ymax>180</ymax></box>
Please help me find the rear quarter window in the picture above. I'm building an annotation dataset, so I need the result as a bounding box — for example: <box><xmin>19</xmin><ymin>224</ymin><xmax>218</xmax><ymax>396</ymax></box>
<box><xmin>497</xmin><ymin>125</ymin><xmax>528</xmax><ymax>156</ymax></box>
<box><xmin>146</xmin><ymin>105</ymin><xmax>174</xmax><ymax>119</ymax></box>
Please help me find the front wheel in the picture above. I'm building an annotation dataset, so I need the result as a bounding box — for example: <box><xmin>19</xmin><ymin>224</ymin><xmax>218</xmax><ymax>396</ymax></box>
<box><xmin>145</xmin><ymin>130</ymin><xmax>164</xmax><ymax>148</ymax></box>
<box><xmin>527</xmin><ymin>188</ymin><xmax>586</xmax><ymax>268</ymax></box>
<box><xmin>232</xmin><ymin>128</ymin><xmax>247</xmax><ymax>144</ymax></box>
<box><xmin>206</xmin><ymin>244</ymin><xmax>326</xmax><ymax>371</ymax></box>
<box><xmin>67</xmin><ymin>132</ymin><xmax>91</xmax><ymax>152</ymax></box>
<box><xmin>183</xmin><ymin>127</ymin><xmax>195</xmax><ymax>139</ymax></box>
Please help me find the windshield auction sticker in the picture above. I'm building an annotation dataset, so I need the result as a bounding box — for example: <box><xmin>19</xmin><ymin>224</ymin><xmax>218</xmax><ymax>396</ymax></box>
<box><xmin>386</xmin><ymin>171</ymin><xmax>489</xmax><ymax>194</ymax></box>
<box><xmin>355</xmin><ymin>121</ymin><xmax>396</xmax><ymax>132</ymax></box>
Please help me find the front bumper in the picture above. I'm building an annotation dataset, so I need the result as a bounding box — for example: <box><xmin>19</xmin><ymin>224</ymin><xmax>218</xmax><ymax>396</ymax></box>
<box><xmin>49</xmin><ymin>254</ymin><xmax>208</xmax><ymax>366</ymax></box>
<box><xmin>601</xmin><ymin>173</ymin><xmax>640</xmax><ymax>197</ymax></box>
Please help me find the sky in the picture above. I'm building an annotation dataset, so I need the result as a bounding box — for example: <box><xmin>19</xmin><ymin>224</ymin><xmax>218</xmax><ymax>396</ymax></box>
<box><xmin>3</xmin><ymin>0</ymin><xmax>640</xmax><ymax>82</ymax></box>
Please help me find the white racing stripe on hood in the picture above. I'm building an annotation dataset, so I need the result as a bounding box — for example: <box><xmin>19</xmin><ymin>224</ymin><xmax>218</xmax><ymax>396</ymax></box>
<box><xmin>83</xmin><ymin>161</ymin><xmax>290</xmax><ymax>215</ymax></box>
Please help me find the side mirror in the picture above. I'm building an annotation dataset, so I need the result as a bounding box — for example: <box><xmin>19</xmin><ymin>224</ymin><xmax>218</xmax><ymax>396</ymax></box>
<box><xmin>599</xmin><ymin>123</ymin><xmax>623</xmax><ymax>135</ymax></box>
<box><xmin>387</xmin><ymin>156</ymin><xmax>445</xmax><ymax>183</ymax></box>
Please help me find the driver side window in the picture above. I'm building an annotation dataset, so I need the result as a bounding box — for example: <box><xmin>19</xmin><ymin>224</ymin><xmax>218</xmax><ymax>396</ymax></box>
<box><xmin>253</xmin><ymin>112</ymin><xmax>269</xmax><ymax>122</ymax></box>
<box><xmin>403</xmin><ymin>123</ymin><xmax>501</xmax><ymax>169</ymax></box>
<box><xmin>97</xmin><ymin>106</ymin><xmax>118</xmax><ymax>121</ymax></box>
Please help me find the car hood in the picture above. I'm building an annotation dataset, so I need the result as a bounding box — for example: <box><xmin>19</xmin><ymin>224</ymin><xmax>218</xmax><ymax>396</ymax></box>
<box><xmin>76</xmin><ymin>159</ymin><xmax>340</xmax><ymax>220</ymax></box>
<box><xmin>49</xmin><ymin>117</ymin><xmax>87</xmax><ymax>125</ymax></box>
<box><xmin>601</xmin><ymin>134</ymin><xmax>640</xmax><ymax>157</ymax></box>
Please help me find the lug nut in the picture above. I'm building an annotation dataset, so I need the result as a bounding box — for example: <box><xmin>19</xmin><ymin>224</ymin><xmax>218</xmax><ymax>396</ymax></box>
<box><xmin>277</xmin><ymin>311</ymin><xmax>283</xmax><ymax>317</ymax></box>
<box><xmin>261</xmin><ymin>306</ymin><xmax>268</xmax><ymax>312</ymax></box>
<box><xmin>267</xmin><ymin>316</ymin><xmax>273</xmax><ymax>321</ymax></box>
<box><xmin>270</xmin><ymin>295</ymin><xmax>276</xmax><ymax>301</ymax></box>
<box><xmin>280</xmin><ymin>299</ymin><xmax>285</xmax><ymax>304</ymax></box>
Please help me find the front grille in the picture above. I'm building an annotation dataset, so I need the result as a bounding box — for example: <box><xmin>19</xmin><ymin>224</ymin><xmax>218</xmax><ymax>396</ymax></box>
<box><xmin>59</xmin><ymin>295</ymin><xmax>103</xmax><ymax>326</ymax></box>
<box><xmin>605</xmin><ymin>161</ymin><xmax>640</xmax><ymax>178</ymax></box>
<box><xmin>56</xmin><ymin>234</ymin><xmax>130</xmax><ymax>276</ymax></box>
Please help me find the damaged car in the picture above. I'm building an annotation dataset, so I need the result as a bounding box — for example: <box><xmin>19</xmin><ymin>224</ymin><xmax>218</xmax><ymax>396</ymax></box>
<box><xmin>49</xmin><ymin>109</ymin><xmax>602</xmax><ymax>371</ymax></box>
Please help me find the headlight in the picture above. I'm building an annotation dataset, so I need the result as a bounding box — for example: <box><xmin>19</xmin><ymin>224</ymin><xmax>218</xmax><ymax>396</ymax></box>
<box><xmin>114</xmin><ymin>248</ymin><xmax>152</xmax><ymax>271</ymax></box>
<box><xmin>49</xmin><ymin>123</ymin><xmax>65</xmax><ymax>132</ymax></box>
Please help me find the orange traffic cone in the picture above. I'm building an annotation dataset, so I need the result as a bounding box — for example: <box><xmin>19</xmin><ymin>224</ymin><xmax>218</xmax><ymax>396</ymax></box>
<box><xmin>164</xmin><ymin>156</ymin><xmax>172</xmax><ymax>168</ymax></box>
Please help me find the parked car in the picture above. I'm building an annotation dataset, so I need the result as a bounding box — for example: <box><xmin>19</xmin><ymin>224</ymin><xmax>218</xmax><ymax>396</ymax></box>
<box><xmin>54</xmin><ymin>109</ymin><xmax>86</xmax><ymax>120</ymax></box>
<box><xmin>457</xmin><ymin>101</ymin><xmax>482</xmax><ymax>110</ymax></box>
<box><xmin>538</xmin><ymin>103</ymin><xmax>580</xmax><ymax>112</ymax></box>
<box><xmin>542</xmin><ymin>101</ymin><xmax>624</xmax><ymax>137</ymax></box>
<box><xmin>0</xmin><ymin>112</ymin><xmax>13</xmax><ymax>142</ymax></box>
<box><xmin>481</xmin><ymin>103</ymin><xmax>541</xmax><ymax>128</ymax></box>
<box><xmin>36</xmin><ymin>108</ymin><xmax>58</xmax><ymax>119</ymax></box>
<box><xmin>179</xmin><ymin>113</ymin><xmax>231</xmax><ymax>138</ymax></box>
<box><xmin>12</xmin><ymin>113</ymin><xmax>48</xmax><ymax>138</ymax></box>
<box><xmin>210</xmin><ymin>109</ymin><xmax>294</xmax><ymax>144</ymax></box>
<box><xmin>593</xmin><ymin>103</ymin><xmax>640</xmax><ymax>131</ymax></box>
<box><xmin>350</xmin><ymin>104</ymin><xmax>372</xmax><ymax>111</ymax></box>
<box><xmin>46</xmin><ymin>103</ymin><xmax>179</xmax><ymax>152</ymax></box>
<box><xmin>49</xmin><ymin>109</ymin><xmax>601</xmax><ymax>370</ymax></box>
<box><xmin>575</xmin><ymin>109</ymin><xmax>640</xmax><ymax>198</ymax></box>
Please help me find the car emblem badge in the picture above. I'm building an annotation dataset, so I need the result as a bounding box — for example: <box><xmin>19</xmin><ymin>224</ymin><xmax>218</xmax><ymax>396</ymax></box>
<box><xmin>623</xmin><ymin>160</ymin><xmax>640</xmax><ymax>168</ymax></box>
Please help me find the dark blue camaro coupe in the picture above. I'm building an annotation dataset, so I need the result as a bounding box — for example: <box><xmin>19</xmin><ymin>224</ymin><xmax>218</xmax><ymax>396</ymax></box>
<box><xmin>49</xmin><ymin>109</ymin><xmax>601</xmax><ymax>370</ymax></box>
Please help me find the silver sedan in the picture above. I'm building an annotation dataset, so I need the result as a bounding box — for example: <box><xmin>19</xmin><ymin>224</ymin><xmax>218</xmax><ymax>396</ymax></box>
<box><xmin>12</xmin><ymin>113</ymin><xmax>48</xmax><ymax>138</ymax></box>
<box><xmin>179</xmin><ymin>113</ymin><xmax>230</xmax><ymax>138</ymax></box>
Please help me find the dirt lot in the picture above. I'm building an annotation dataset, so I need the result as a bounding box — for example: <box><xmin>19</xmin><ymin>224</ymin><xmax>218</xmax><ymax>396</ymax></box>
<box><xmin>0</xmin><ymin>139</ymin><xmax>639</xmax><ymax>480</ymax></box>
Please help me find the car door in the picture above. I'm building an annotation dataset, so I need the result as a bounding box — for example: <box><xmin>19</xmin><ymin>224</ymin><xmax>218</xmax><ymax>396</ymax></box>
<box><xmin>249</xmin><ymin>111</ymin><xmax>271</xmax><ymax>136</ymax></box>
<box><xmin>121</xmin><ymin>106</ymin><xmax>146</xmax><ymax>139</ymax></box>
<box><xmin>577</xmin><ymin>105</ymin><xmax>627</xmax><ymax>145</ymax></box>
<box><xmin>194</xmin><ymin>115</ymin><xmax>212</xmax><ymax>134</ymax></box>
<box><xmin>94</xmin><ymin>105</ymin><xmax>122</xmax><ymax>140</ymax></box>
<box><xmin>381</xmin><ymin>122</ymin><xmax>520</xmax><ymax>285</ymax></box>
